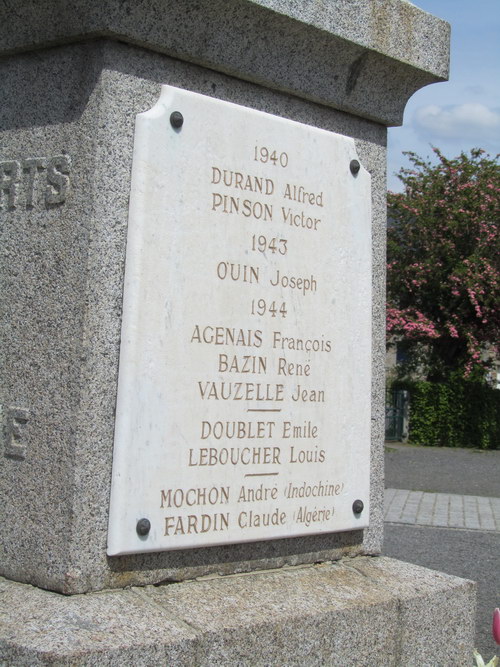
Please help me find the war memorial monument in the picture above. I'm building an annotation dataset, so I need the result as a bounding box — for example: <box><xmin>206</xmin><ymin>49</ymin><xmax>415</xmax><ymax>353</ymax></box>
<box><xmin>0</xmin><ymin>1</ymin><xmax>475</xmax><ymax>663</ymax></box>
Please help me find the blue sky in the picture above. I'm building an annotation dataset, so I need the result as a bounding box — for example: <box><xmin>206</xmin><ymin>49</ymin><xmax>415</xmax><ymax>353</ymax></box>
<box><xmin>387</xmin><ymin>0</ymin><xmax>500</xmax><ymax>191</ymax></box>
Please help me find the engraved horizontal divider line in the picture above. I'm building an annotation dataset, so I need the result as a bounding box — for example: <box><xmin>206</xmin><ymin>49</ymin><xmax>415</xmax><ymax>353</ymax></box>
<box><xmin>384</xmin><ymin>489</ymin><xmax>500</xmax><ymax>532</ymax></box>
<box><xmin>245</xmin><ymin>472</ymin><xmax>280</xmax><ymax>477</ymax></box>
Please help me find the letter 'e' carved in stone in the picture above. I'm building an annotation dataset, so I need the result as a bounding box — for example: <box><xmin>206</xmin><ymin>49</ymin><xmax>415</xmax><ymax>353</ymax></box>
<box><xmin>3</xmin><ymin>406</ymin><xmax>30</xmax><ymax>460</ymax></box>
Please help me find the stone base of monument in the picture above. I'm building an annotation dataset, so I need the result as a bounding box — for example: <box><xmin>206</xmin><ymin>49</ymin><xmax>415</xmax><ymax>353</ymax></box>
<box><xmin>1</xmin><ymin>3</ymin><xmax>472</xmax><ymax>666</ymax></box>
<box><xmin>0</xmin><ymin>557</ymin><xmax>474</xmax><ymax>665</ymax></box>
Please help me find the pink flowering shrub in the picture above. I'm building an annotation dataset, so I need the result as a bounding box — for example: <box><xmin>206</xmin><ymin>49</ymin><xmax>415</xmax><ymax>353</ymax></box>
<box><xmin>494</xmin><ymin>608</ymin><xmax>500</xmax><ymax>645</ymax></box>
<box><xmin>387</xmin><ymin>148</ymin><xmax>500</xmax><ymax>381</ymax></box>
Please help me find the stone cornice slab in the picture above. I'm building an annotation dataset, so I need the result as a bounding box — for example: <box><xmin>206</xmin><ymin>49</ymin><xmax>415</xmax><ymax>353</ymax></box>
<box><xmin>0</xmin><ymin>0</ymin><xmax>449</xmax><ymax>126</ymax></box>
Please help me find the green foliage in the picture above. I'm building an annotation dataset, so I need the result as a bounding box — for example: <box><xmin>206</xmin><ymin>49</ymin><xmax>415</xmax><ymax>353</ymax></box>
<box><xmin>394</xmin><ymin>379</ymin><xmax>500</xmax><ymax>449</ymax></box>
<box><xmin>387</xmin><ymin>148</ymin><xmax>500</xmax><ymax>381</ymax></box>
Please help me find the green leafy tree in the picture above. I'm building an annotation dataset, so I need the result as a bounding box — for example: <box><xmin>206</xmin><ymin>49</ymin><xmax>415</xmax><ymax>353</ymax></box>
<box><xmin>387</xmin><ymin>148</ymin><xmax>500</xmax><ymax>382</ymax></box>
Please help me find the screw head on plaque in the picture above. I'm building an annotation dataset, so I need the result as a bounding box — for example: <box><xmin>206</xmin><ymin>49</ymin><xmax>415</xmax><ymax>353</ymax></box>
<box><xmin>170</xmin><ymin>111</ymin><xmax>184</xmax><ymax>129</ymax></box>
<box><xmin>136</xmin><ymin>518</ymin><xmax>151</xmax><ymax>536</ymax></box>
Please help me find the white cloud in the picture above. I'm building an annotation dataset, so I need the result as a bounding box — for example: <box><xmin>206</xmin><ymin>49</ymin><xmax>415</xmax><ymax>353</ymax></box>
<box><xmin>413</xmin><ymin>103</ymin><xmax>500</xmax><ymax>142</ymax></box>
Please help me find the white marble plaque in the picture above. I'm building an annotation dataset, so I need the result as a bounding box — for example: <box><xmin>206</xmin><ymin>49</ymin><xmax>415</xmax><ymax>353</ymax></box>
<box><xmin>107</xmin><ymin>85</ymin><xmax>372</xmax><ymax>556</ymax></box>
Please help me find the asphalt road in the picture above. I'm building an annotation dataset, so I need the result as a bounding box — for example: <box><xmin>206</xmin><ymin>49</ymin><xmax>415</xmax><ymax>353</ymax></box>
<box><xmin>385</xmin><ymin>443</ymin><xmax>500</xmax><ymax>498</ymax></box>
<box><xmin>383</xmin><ymin>443</ymin><xmax>500</xmax><ymax>662</ymax></box>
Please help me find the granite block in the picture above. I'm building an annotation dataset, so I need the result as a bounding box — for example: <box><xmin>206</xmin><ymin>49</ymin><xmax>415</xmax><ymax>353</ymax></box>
<box><xmin>0</xmin><ymin>576</ymin><xmax>198</xmax><ymax>666</ymax></box>
<box><xmin>0</xmin><ymin>4</ymin><xmax>468</xmax><ymax>663</ymax></box>
<box><xmin>1</xmin><ymin>40</ymin><xmax>388</xmax><ymax>594</ymax></box>
<box><xmin>0</xmin><ymin>0</ymin><xmax>449</xmax><ymax>126</ymax></box>
<box><xmin>0</xmin><ymin>557</ymin><xmax>476</xmax><ymax>666</ymax></box>
<box><xmin>1</xmin><ymin>0</ymin><xmax>449</xmax><ymax>595</ymax></box>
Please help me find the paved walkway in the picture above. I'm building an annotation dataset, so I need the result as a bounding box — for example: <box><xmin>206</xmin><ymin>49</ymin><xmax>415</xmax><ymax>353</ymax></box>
<box><xmin>385</xmin><ymin>488</ymin><xmax>500</xmax><ymax>532</ymax></box>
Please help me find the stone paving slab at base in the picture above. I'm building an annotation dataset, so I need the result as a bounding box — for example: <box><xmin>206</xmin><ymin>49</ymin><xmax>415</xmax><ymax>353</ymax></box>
<box><xmin>0</xmin><ymin>557</ymin><xmax>475</xmax><ymax>666</ymax></box>
<box><xmin>385</xmin><ymin>489</ymin><xmax>500</xmax><ymax>531</ymax></box>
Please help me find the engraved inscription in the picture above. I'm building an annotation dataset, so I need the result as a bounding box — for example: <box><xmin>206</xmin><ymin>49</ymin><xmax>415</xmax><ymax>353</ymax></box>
<box><xmin>0</xmin><ymin>155</ymin><xmax>71</xmax><ymax>209</ymax></box>
<box><xmin>0</xmin><ymin>161</ymin><xmax>20</xmax><ymax>208</ymax></box>
<box><xmin>107</xmin><ymin>86</ymin><xmax>372</xmax><ymax>556</ymax></box>
<box><xmin>3</xmin><ymin>406</ymin><xmax>30</xmax><ymax>460</ymax></box>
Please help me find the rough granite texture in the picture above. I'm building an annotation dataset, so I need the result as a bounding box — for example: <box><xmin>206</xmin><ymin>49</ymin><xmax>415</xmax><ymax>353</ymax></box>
<box><xmin>0</xmin><ymin>5</ymin><xmax>470</xmax><ymax>667</ymax></box>
<box><xmin>0</xmin><ymin>2</ymin><xmax>449</xmax><ymax>596</ymax></box>
<box><xmin>0</xmin><ymin>40</ymin><xmax>389</xmax><ymax>595</ymax></box>
<box><xmin>0</xmin><ymin>557</ymin><xmax>476</xmax><ymax>666</ymax></box>
<box><xmin>0</xmin><ymin>0</ymin><xmax>449</xmax><ymax>126</ymax></box>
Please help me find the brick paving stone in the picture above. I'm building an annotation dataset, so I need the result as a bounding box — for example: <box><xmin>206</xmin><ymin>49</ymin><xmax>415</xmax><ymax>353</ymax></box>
<box><xmin>448</xmin><ymin>493</ymin><xmax>465</xmax><ymax>528</ymax></box>
<box><xmin>490</xmin><ymin>498</ymin><xmax>500</xmax><ymax>530</ymax></box>
<box><xmin>384</xmin><ymin>489</ymin><xmax>409</xmax><ymax>523</ymax></box>
<box><xmin>400</xmin><ymin>490</ymin><xmax>423</xmax><ymax>523</ymax></box>
<box><xmin>464</xmin><ymin>496</ymin><xmax>481</xmax><ymax>529</ymax></box>
<box><xmin>477</xmin><ymin>497</ymin><xmax>496</xmax><ymax>531</ymax></box>
<box><xmin>431</xmin><ymin>493</ymin><xmax>449</xmax><ymax>527</ymax></box>
<box><xmin>417</xmin><ymin>493</ymin><xmax>436</xmax><ymax>525</ymax></box>
<box><xmin>384</xmin><ymin>488</ymin><xmax>397</xmax><ymax>505</ymax></box>
<box><xmin>385</xmin><ymin>489</ymin><xmax>499</xmax><ymax>532</ymax></box>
